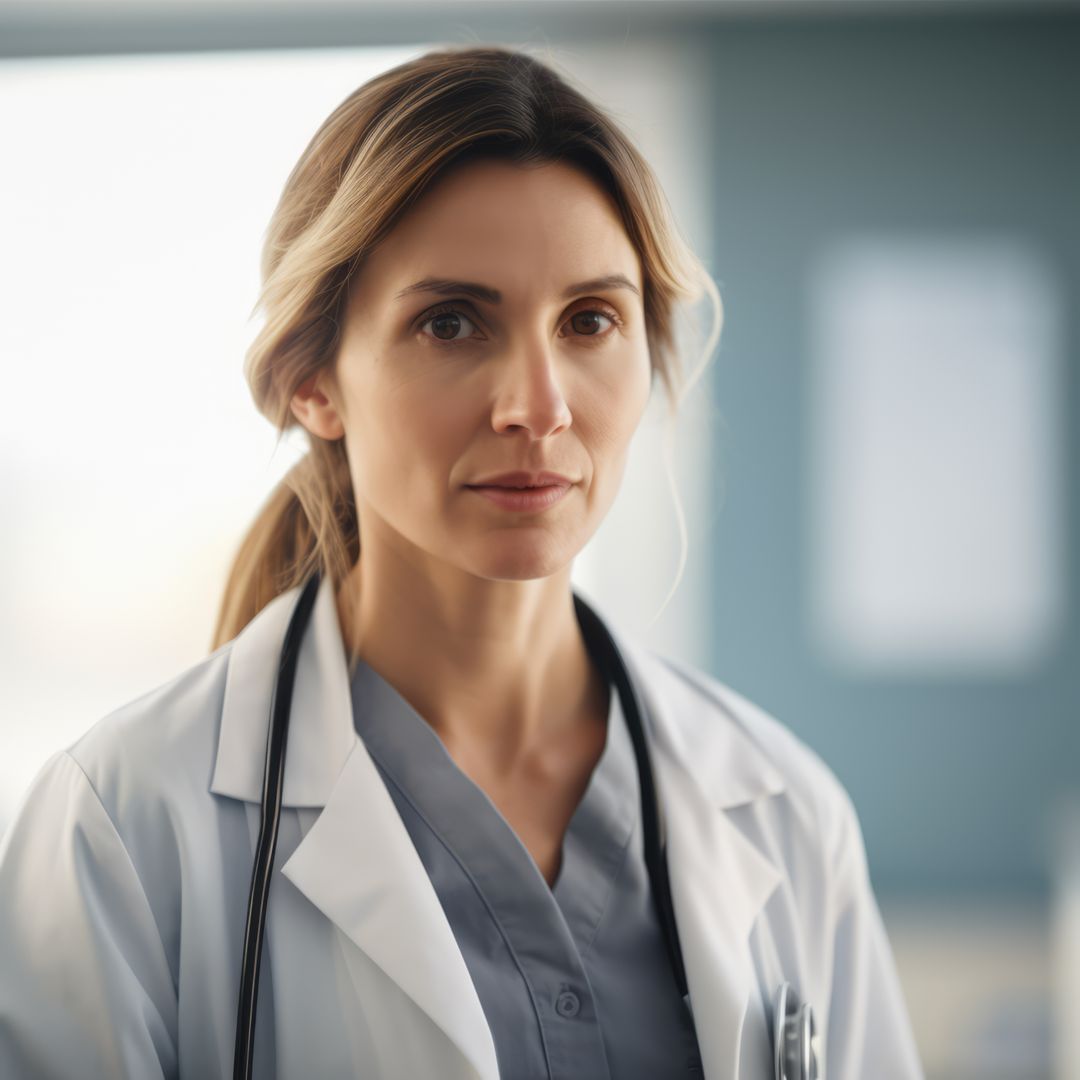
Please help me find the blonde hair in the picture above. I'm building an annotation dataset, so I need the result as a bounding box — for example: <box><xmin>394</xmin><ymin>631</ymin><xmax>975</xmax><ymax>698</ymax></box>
<box><xmin>211</xmin><ymin>43</ymin><xmax>722</xmax><ymax>653</ymax></box>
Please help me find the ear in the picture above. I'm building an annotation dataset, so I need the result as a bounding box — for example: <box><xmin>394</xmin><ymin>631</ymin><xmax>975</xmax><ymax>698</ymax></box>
<box><xmin>290</xmin><ymin>371</ymin><xmax>345</xmax><ymax>441</ymax></box>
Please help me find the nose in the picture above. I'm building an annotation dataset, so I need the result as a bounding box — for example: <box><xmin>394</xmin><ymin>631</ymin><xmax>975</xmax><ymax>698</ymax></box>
<box><xmin>489</xmin><ymin>336</ymin><xmax>573</xmax><ymax>439</ymax></box>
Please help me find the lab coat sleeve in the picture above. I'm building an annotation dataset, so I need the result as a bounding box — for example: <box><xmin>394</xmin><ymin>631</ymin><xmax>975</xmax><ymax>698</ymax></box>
<box><xmin>823</xmin><ymin>786</ymin><xmax>924</xmax><ymax>1080</ymax></box>
<box><xmin>0</xmin><ymin>750</ymin><xmax>179</xmax><ymax>1079</ymax></box>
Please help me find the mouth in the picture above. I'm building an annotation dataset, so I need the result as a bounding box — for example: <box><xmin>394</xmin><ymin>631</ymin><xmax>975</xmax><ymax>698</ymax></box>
<box><xmin>464</xmin><ymin>482</ymin><xmax>572</xmax><ymax>512</ymax></box>
<box><xmin>473</xmin><ymin>483</ymin><xmax>561</xmax><ymax>490</ymax></box>
<box><xmin>466</xmin><ymin>470</ymin><xmax>576</xmax><ymax>489</ymax></box>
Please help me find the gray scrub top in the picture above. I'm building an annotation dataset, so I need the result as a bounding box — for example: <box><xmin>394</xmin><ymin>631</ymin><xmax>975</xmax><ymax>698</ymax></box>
<box><xmin>349</xmin><ymin>656</ymin><xmax>705</xmax><ymax>1080</ymax></box>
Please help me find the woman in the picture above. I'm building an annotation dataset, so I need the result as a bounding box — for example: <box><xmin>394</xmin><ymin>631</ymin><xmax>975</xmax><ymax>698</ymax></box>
<box><xmin>0</xmin><ymin>45</ymin><xmax>923</xmax><ymax>1079</ymax></box>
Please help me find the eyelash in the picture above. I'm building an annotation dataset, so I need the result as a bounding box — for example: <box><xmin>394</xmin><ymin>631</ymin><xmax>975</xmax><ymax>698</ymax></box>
<box><xmin>416</xmin><ymin>300</ymin><xmax>624</xmax><ymax>348</ymax></box>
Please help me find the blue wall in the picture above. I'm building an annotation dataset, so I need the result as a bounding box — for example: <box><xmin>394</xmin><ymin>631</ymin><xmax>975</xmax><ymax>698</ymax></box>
<box><xmin>700</xmin><ymin>11</ymin><xmax>1080</xmax><ymax>899</ymax></box>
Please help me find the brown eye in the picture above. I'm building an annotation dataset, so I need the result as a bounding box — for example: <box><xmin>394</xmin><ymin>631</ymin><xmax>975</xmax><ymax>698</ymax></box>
<box><xmin>418</xmin><ymin>301</ymin><xmax>620</xmax><ymax>349</ymax></box>
<box><xmin>430</xmin><ymin>313</ymin><xmax>462</xmax><ymax>340</ymax></box>
<box><xmin>570</xmin><ymin>310</ymin><xmax>608</xmax><ymax>336</ymax></box>
<box><xmin>419</xmin><ymin>307</ymin><xmax>478</xmax><ymax>343</ymax></box>
<box><xmin>562</xmin><ymin>305</ymin><xmax>621</xmax><ymax>341</ymax></box>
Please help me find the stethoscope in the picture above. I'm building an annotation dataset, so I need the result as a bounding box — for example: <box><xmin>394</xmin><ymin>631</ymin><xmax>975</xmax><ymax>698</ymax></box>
<box><xmin>232</xmin><ymin>569</ymin><xmax>819</xmax><ymax>1080</ymax></box>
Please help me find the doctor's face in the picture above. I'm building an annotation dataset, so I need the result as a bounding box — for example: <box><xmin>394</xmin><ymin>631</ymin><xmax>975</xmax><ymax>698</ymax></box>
<box><xmin>312</xmin><ymin>157</ymin><xmax>652</xmax><ymax>582</ymax></box>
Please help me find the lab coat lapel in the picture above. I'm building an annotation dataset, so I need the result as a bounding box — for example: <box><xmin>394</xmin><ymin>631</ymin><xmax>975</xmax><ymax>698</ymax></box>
<box><xmin>280</xmin><ymin>738</ymin><xmax>501</xmax><ymax>1080</ymax></box>
<box><xmin>608</xmin><ymin>628</ymin><xmax>787</xmax><ymax>1080</ymax></box>
<box><xmin>210</xmin><ymin>577</ymin><xmax>500</xmax><ymax>1080</ymax></box>
<box><xmin>209</xmin><ymin>576</ymin><xmax>355</xmax><ymax>807</ymax></box>
<box><xmin>654</xmin><ymin>749</ymin><xmax>782</xmax><ymax>1079</ymax></box>
<box><xmin>212</xmin><ymin>578</ymin><xmax>787</xmax><ymax>1080</ymax></box>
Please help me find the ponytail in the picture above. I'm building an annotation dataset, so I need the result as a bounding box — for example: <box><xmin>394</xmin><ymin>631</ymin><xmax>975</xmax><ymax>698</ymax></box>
<box><xmin>210</xmin><ymin>436</ymin><xmax>358</xmax><ymax>650</ymax></box>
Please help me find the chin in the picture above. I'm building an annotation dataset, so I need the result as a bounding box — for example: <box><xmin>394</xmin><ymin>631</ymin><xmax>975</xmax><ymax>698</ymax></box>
<box><xmin>467</xmin><ymin>534</ymin><xmax>579</xmax><ymax>582</ymax></box>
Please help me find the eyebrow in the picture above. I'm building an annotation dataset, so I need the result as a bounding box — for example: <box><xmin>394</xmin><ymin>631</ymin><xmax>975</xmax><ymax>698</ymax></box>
<box><xmin>393</xmin><ymin>273</ymin><xmax>641</xmax><ymax>304</ymax></box>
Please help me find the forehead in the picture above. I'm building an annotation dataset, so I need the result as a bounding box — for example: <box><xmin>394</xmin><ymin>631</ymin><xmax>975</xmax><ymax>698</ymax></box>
<box><xmin>351</xmin><ymin>158</ymin><xmax>642</xmax><ymax>306</ymax></box>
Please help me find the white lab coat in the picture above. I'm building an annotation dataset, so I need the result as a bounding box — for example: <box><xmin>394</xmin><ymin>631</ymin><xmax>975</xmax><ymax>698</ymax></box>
<box><xmin>0</xmin><ymin>575</ymin><xmax>924</xmax><ymax>1079</ymax></box>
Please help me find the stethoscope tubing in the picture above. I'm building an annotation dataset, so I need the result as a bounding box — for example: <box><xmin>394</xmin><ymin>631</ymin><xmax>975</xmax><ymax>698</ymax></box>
<box><xmin>232</xmin><ymin>570</ymin><xmax>689</xmax><ymax>1079</ymax></box>
<box><xmin>571</xmin><ymin>593</ymin><xmax>688</xmax><ymax>1000</ymax></box>
<box><xmin>233</xmin><ymin>569</ymin><xmax>321</xmax><ymax>1080</ymax></box>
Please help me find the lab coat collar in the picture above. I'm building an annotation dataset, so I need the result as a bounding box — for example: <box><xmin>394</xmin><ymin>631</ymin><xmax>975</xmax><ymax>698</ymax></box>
<box><xmin>210</xmin><ymin>574</ymin><xmax>355</xmax><ymax>807</ymax></box>
<box><xmin>209</xmin><ymin>573</ymin><xmax>786</xmax><ymax>812</ymax></box>
<box><xmin>210</xmin><ymin>575</ymin><xmax>788</xmax><ymax>1080</ymax></box>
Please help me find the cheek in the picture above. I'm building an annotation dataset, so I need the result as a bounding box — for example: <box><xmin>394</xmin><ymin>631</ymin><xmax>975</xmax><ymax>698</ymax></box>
<box><xmin>583</xmin><ymin>352</ymin><xmax>652</xmax><ymax>452</ymax></box>
<box><xmin>363</xmin><ymin>375</ymin><xmax>468</xmax><ymax>492</ymax></box>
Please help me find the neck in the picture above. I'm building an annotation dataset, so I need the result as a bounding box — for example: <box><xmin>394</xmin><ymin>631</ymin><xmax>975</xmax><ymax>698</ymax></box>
<box><xmin>334</xmin><ymin>540</ymin><xmax>604</xmax><ymax>776</ymax></box>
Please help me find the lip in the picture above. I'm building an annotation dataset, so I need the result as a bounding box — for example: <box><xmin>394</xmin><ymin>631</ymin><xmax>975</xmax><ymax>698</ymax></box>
<box><xmin>467</xmin><ymin>470</ymin><xmax>575</xmax><ymax>488</ymax></box>
<box><xmin>465</xmin><ymin>483</ymin><xmax>572</xmax><ymax>512</ymax></box>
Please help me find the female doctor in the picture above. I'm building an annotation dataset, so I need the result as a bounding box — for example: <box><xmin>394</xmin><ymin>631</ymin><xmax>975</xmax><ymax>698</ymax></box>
<box><xmin>0</xmin><ymin>45</ymin><xmax>924</xmax><ymax>1080</ymax></box>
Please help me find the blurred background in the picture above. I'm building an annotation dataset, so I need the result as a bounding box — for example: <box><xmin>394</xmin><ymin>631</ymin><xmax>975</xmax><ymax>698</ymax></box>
<box><xmin>1</xmin><ymin>1</ymin><xmax>1077</xmax><ymax>1075</ymax></box>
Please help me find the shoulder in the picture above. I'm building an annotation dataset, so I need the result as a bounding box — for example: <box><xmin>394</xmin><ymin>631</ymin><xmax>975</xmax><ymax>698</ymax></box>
<box><xmin>633</xmin><ymin>645</ymin><xmax>866</xmax><ymax>875</ymax></box>
<box><xmin>0</xmin><ymin>644</ymin><xmax>242</xmax><ymax>1011</ymax></box>
<box><xmin>60</xmin><ymin>640</ymin><xmax>238</xmax><ymax>827</ymax></box>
